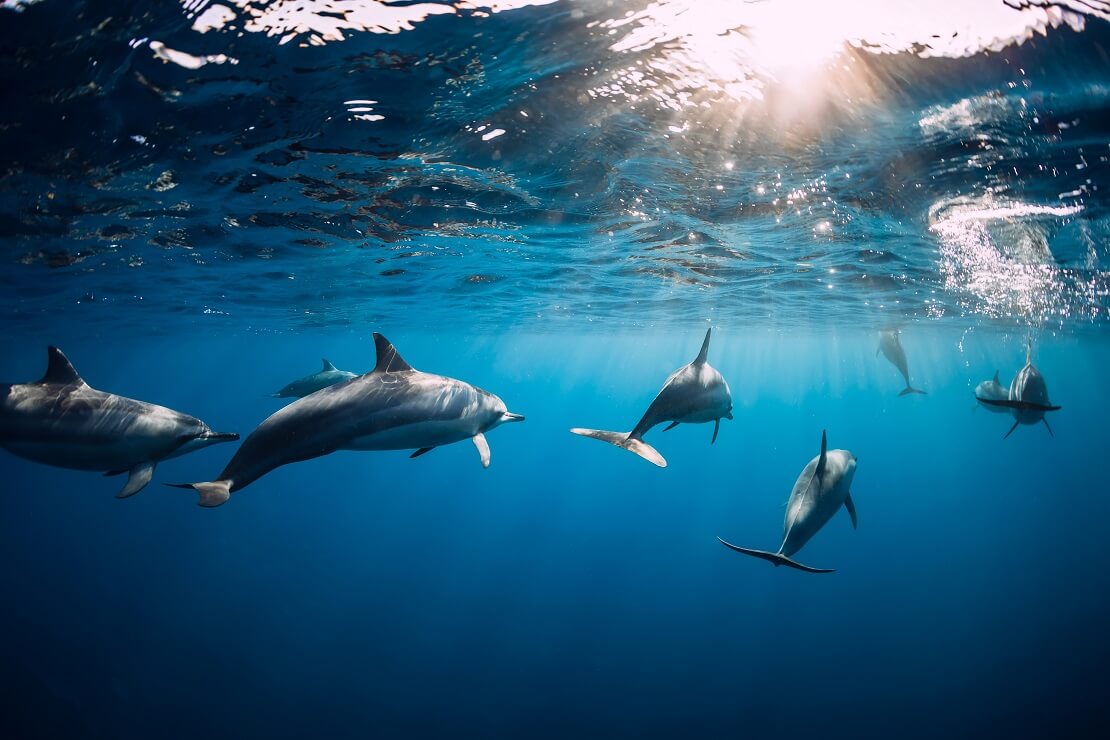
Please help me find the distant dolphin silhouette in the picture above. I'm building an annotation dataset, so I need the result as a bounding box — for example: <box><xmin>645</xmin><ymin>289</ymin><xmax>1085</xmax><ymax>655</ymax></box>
<box><xmin>719</xmin><ymin>430</ymin><xmax>857</xmax><ymax>573</ymax></box>
<box><xmin>170</xmin><ymin>333</ymin><xmax>524</xmax><ymax>507</ymax></box>
<box><xmin>977</xmin><ymin>343</ymin><xmax>1060</xmax><ymax>438</ymax></box>
<box><xmin>877</xmin><ymin>328</ymin><xmax>926</xmax><ymax>396</ymax></box>
<box><xmin>974</xmin><ymin>370</ymin><xmax>1010</xmax><ymax>413</ymax></box>
<box><xmin>0</xmin><ymin>347</ymin><xmax>238</xmax><ymax>498</ymax></box>
<box><xmin>270</xmin><ymin>358</ymin><xmax>357</xmax><ymax>399</ymax></box>
<box><xmin>569</xmin><ymin>327</ymin><xmax>733</xmax><ymax>468</ymax></box>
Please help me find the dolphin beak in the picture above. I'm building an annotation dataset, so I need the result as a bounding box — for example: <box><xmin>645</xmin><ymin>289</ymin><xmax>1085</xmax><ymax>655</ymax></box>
<box><xmin>203</xmin><ymin>432</ymin><xmax>240</xmax><ymax>442</ymax></box>
<box><xmin>502</xmin><ymin>412</ymin><xmax>525</xmax><ymax>423</ymax></box>
<box><xmin>726</xmin><ymin>411</ymin><xmax>734</xmax><ymax>420</ymax></box>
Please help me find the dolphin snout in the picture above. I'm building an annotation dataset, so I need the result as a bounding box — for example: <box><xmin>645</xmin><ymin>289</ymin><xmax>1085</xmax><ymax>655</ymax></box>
<box><xmin>204</xmin><ymin>432</ymin><xmax>240</xmax><ymax>442</ymax></box>
<box><xmin>502</xmin><ymin>412</ymin><xmax>525</xmax><ymax>423</ymax></box>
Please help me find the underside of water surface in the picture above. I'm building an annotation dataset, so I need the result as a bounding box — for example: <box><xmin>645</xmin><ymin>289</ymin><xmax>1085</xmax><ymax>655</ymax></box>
<box><xmin>1</xmin><ymin>0</ymin><xmax>1108</xmax><ymax>334</ymax></box>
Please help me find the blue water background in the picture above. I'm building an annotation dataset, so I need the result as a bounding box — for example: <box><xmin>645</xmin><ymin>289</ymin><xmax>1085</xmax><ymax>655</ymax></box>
<box><xmin>3</xmin><ymin>326</ymin><xmax>1108</xmax><ymax>737</ymax></box>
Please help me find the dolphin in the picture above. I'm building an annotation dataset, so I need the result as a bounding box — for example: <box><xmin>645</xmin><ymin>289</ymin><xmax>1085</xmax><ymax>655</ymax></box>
<box><xmin>569</xmin><ymin>327</ymin><xmax>732</xmax><ymax>468</ymax></box>
<box><xmin>974</xmin><ymin>370</ymin><xmax>1010</xmax><ymax>413</ymax></box>
<box><xmin>170</xmin><ymin>333</ymin><xmax>525</xmax><ymax>507</ymax></box>
<box><xmin>0</xmin><ymin>347</ymin><xmax>238</xmax><ymax>498</ymax></box>
<box><xmin>718</xmin><ymin>430</ymin><xmax>857</xmax><ymax>574</ymax></box>
<box><xmin>976</xmin><ymin>343</ymin><xmax>1061</xmax><ymax>438</ymax></box>
<box><xmin>877</xmin><ymin>328</ymin><xmax>926</xmax><ymax>396</ymax></box>
<box><xmin>270</xmin><ymin>358</ymin><xmax>357</xmax><ymax>399</ymax></box>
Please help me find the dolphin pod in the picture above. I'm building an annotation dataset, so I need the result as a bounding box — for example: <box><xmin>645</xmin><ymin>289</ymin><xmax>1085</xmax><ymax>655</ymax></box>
<box><xmin>0</xmin><ymin>329</ymin><xmax>1065</xmax><ymax>575</ymax></box>
<box><xmin>0</xmin><ymin>347</ymin><xmax>238</xmax><ymax>497</ymax></box>
<box><xmin>169</xmin><ymin>333</ymin><xmax>525</xmax><ymax>507</ymax></box>
<box><xmin>569</xmin><ymin>327</ymin><xmax>733</xmax><ymax>467</ymax></box>
<box><xmin>719</xmin><ymin>430</ymin><xmax>858</xmax><ymax>574</ymax></box>
<box><xmin>270</xmin><ymin>358</ymin><xmax>357</xmax><ymax>399</ymax></box>
<box><xmin>976</xmin><ymin>343</ymin><xmax>1061</xmax><ymax>438</ymax></box>
<box><xmin>877</xmin><ymin>328</ymin><xmax>926</xmax><ymax>397</ymax></box>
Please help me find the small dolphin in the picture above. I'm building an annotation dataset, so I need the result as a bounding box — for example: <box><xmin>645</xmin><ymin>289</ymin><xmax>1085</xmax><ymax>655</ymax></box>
<box><xmin>0</xmin><ymin>347</ymin><xmax>238</xmax><ymax>498</ymax></box>
<box><xmin>170</xmin><ymin>333</ymin><xmax>524</xmax><ymax>507</ymax></box>
<box><xmin>270</xmin><ymin>358</ymin><xmax>357</xmax><ymax>399</ymax></box>
<box><xmin>976</xmin><ymin>343</ymin><xmax>1061</xmax><ymax>438</ymax></box>
<box><xmin>569</xmin><ymin>327</ymin><xmax>733</xmax><ymax>468</ymax></box>
<box><xmin>877</xmin><ymin>328</ymin><xmax>926</xmax><ymax>396</ymax></box>
<box><xmin>974</xmin><ymin>370</ymin><xmax>1010</xmax><ymax>413</ymax></box>
<box><xmin>719</xmin><ymin>430</ymin><xmax>857</xmax><ymax>574</ymax></box>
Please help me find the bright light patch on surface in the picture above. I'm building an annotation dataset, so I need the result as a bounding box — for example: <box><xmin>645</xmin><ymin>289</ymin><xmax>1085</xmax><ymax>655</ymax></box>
<box><xmin>929</xmin><ymin>196</ymin><xmax>1084</xmax><ymax>322</ymax></box>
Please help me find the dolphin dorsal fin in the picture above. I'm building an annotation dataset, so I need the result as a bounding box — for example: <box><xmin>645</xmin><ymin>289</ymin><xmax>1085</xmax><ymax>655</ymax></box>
<box><xmin>321</xmin><ymin>358</ymin><xmax>337</xmax><ymax>372</ymax></box>
<box><xmin>992</xmin><ymin>369</ymin><xmax>1000</xmax><ymax>385</ymax></box>
<box><xmin>815</xmin><ymin>429</ymin><xmax>828</xmax><ymax>480</ymax></box>
<box><xmin>694</xmin><ymin>327</ymin><xmax>712</xmax><ymax>365</ymax></box>
<box><xmin>40</xmin><ymin>346</ymin><xmax>85</xmax><ymax>386</ymax></box>
<box><xmin>372</xmin><ymin>333</ymin><xmax>414</xmax><ymax>373</ymax></box>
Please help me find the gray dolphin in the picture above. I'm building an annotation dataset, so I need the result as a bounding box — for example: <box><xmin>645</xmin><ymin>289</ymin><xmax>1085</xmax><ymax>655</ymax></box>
<box><xmin>976</xmin><ymin>343</ymin><xmax>1061</xmax><ymax>438</ymax></box>
<box><xmin>0</xmin><ymin>347</ymin><xmax>238</xmax><ymax>498</ymax></box>
<box><xmin>719</xmin><ymin>430</ymin><xmax>857</xmax><ymax>574</ymax></box>
<box><xmin>877</xmin><ymin>328</ymin><xmax>926</xmax><ymax>396</ymax></box>
<box><xmin>170</xmin><ymin>333</ymin><xmax>524</xmax><ymax>507</ymax></box>
<box><xmin>270</xmin><ymin>358</ymin><xmax>357</xmax><ymax>399</ymax></box>
<box><xmin>974</xmin><ymin>370</ymin><xmax>1010</xmax><ymax>413</ymax></box>
<box><xmin>569</xmin><ymin>327</ymin><xmax>732</xmax><ymax>468</ymax></box>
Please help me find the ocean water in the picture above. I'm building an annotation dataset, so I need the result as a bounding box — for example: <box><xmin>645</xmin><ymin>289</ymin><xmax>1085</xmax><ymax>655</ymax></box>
<box><xmin>2</xmin><ymin>1</ymin><xmax>1110</xmax><ymax>738</ymax></box>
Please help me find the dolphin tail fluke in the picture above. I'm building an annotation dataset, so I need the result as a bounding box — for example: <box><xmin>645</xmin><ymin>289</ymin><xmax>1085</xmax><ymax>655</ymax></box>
<box><xmin>165</xmin><ymin>480</ymin><xmax>232</xmax><ymax>508</ymax></box>
<box><xmin>568</xmin><ymin>428</ymin><xmax>666</xmax><ymax>467</ymax></box>
<box><xmin>717</xmin><ymin>538</ymin><xmax>835</xmax><ymax>573</ymax></box>
<box><xmin>899</xmin><ymin>386</ymin><xmax>927</xmax><ymax>396</ymax></box>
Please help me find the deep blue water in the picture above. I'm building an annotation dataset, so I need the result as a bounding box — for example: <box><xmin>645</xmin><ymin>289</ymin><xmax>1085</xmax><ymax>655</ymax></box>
<box><xmin>3</xmin><ymin>1</ymin><xmax>1110</xmax><ymax>738</ymax></box>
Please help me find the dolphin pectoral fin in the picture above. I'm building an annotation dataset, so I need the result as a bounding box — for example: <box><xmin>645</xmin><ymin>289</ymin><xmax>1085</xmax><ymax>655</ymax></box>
<box><xmin>661</xmin><ymin>422</ymin><xmax>680</xmax><ymax>432</ymax></box>
<box><xmin>899</xmin><ymin>386</ymin><xmax>927</xmax><ymax>396</ymax></box>
<box><xmin>117</xmin><ymin>462</ymin><xmax>155</xmax><ymax>499</ymax></box>
<box><xmin>844</xmin><ymin>493</ymin><xmax>858</xmax><ymax>530</ymax></box>
<box><xmin>472</xmin><ymin>433</ymin><xmax>490</xmax><ymax>468</ymax></box>
<box><xmin>978</xmin><ymin>398</ymin><xmax>1061</xmax><ymax>412</ymax></box>
<box><xmin>165</xmin><ymin>481</ymin><xmax>231</xmax><ymax>507</ymax></box>
<box><xmin>1043</xmin><ymin>418</ymin><xmax>1054</xmax><ymax>437</ymax></box>
<box><xmin>411</xmin><ymin>447</ymin><xmax>435</xmax><ymax>458</ymax></box>
<box><xmin>569</xmin><ymin>428</ymin><xmax>666</xmax><ymax>467</ymax></box>
<box><xmin>712</xmin><ymin>418</ymin><xmax>720</xmax><ymax>444</ymax></box>
<box><xmin>1003</xmin><ymin>419</ymin><xmax>1020</xmax><ymax>440</ymax></box>
<box><xmin>717</xmin><ymin>538</ymin><xmax>835</xmax><ymax>574</ymax></box>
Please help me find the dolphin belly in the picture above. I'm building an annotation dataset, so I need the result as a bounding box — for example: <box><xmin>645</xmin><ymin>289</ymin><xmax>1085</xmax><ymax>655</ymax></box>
<box><xmin>0</xmin><ymin>437</ymin><xmax>155</xmax><ymax>471</ymax></box>
<box><xmin>345</xmin><ymin>419</ymin><xmax>480</xmax><ymax>451</ymax></box>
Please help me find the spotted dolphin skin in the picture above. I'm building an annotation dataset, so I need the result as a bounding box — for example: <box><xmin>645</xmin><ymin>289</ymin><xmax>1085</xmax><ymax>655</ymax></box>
<box><xmin>719</xmin><ymin>430</ymin><xmax>858</xmax><ymax>574</ymax></box>
<box><xmin>171</xmin><ymin>333</ymin><xmax>525</xmax><ymax>507</ymax></box>
<box><xmin>569</xmin><ymin>327</ymin><xmax>733</xmax><ymax>468</ymax></box>
<box><xmin>977</xmin><ymin>344</ymin><xmax>1061</xmax><ymax>438</ymax></box>
<box><xmin>0</xmin><ymin>347</ymin><xmax>238</xmax><ymax>498</ymax></box>
<box><xmin>877</xmin><ymin>328</ymin><xmax>926</xmax><ymax>396</ymax></box>
<box><xmin>974</xmin><ymin>370</ymin><xmax>1011</xmax><ymax>414</ymax></box>
<box><xmin>270</xmin><ymin>358</ymin><xmax>357</xmax><ymax>399</ymax></box>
